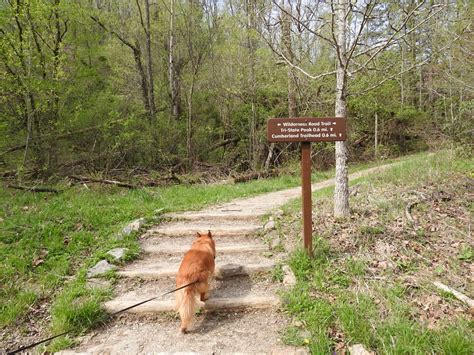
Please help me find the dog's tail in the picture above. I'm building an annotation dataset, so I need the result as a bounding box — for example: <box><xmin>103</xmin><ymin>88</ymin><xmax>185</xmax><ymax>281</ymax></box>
<box><xmin>176</xmin><ymin>285</ymin><xmax>197</xmax><ymax>333</ymax></box>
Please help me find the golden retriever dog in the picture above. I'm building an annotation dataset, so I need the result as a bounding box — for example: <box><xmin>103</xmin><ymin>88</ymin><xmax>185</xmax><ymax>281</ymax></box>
<box><xmin>175</xmin><ymin>230</ymin><xmax>216</xmax><ymax>333</ymax></box>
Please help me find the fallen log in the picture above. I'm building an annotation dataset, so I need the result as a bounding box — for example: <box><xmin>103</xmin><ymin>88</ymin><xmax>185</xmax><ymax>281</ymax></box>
<box><xmin>0</xmin><ymin>152</ymin><xmax>122</xmax><ymax>179</ymax></box>
<box><xmin>6</xmin><ymin>184</ymin><xmax>60</xmax><ymax>193</ymax></box>
<box><xmin>68</xmin><ymin>175</ymin><xmax>138</xmax><ymax>189</ymax></box>
<box><xmin>141</xmin><ymin>179</ymin><xmax>161</xmax><ymax>187</ymax></box>
<box><xmin>433</xmin><ymin>281</ymin><xmax>474</xmax><ymax>308</ymax></box>
<box><xmin>232</xmin><ymin>169</ymin><xmax>279</xmax><ymax>183</ymax></box>
<box><xmin>0</xmin><ymin>119</ymin><xmax>125</xmax><ymax>157</ymax></box>
<box><xmin>0</xmin><ymin>170</ymin><xmax>19</xmax><ymax>178</ymax></box>
<box><xmin>162</xmin><ymin>173</ymin><xmax>181</xmax><ymax>184</ymax></box>
<box><xmin>209</xmin><ymin>137</ymin><xmax>240</xmax><ymax>152</ymax></box>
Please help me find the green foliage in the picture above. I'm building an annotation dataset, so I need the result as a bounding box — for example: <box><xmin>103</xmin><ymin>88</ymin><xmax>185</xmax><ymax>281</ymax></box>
<box><xmin>0</xmin><ymin>290</ymin><xmax>37</xmax><ymax>327</ymax></box>
<box><xmin>50</xmin><ymin>277</ymin><xmax>109</xmax><ymax>333</ymax></box>
<box><xmin>458</xmin><ymin>246</ymin><xmax>473</xmax><ymax>262</ymax></box>
<box><xmin>1</xmin><ymin>0</ymin><xmax>470</xmax><ymax>175</ymax></box>
<box><xmin>271</xmin><ymin>263</ymin><xmax>284</xmax><ymax>282</ymax></box>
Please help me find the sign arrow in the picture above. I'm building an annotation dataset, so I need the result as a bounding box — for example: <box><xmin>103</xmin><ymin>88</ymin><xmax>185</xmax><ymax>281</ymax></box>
<box><xmin>277</xmin><ymin>123</ymin><xmax>281</xmax><ymax>126</ymax></box>
<box><xmin>332</xmin><ymin>122</ymin><xmax>336</xmax><ymax>125</ymax></box>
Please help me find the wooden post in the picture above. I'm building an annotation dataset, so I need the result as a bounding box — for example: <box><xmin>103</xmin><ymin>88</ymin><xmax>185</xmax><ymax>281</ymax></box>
<box><xmin>301</xmin><ymin>142</ymin><xmax>313</xmax><ymax>257</ymax></box>
<box><xmin>267</xmin><ymin>117</ymin><xmax>347</xmax><ymax>257</ymax></box>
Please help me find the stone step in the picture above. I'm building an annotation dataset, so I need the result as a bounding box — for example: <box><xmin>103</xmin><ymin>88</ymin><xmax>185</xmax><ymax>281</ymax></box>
<box><xmin>56</xmin><ymin>309</ymin><xmax>298</xmax><ymax>354</ymax></box>
<box><xmin>148</xmin><ymin>220</ymin><xmax>261</xmax><ymax>237</ymax></box>
<box><xmin>164</xmin><ymin>210</ymin><xmax>263</xmax><ymax>221</ymax></box>
<box><xmin>143</xmin><ymin>243</ymin><xmax>268</xmax><ymax>255</ymax></box>
<box><xmin>140</xmin><ymin>234</ymin><xmax>268</xmax><ymax>255</ymax></box>
<box><xmin>110</xmin><ymin>274</ymin><xmax>280</xmax><ymax>305</ymax></box>
<box><xmin>135</xmin><ymin>249</ymin><xmax>272</xmax><ymax>265</ymax></box>
<box><xmin>106</xmin><ymin>273</ymin><xmax>281</xmax><ymax>314</ymax></box>
<box><xmin>105</xmin><ymin>295</ymin><xmax>280</xmax><ymax>314</ymax></box>
<box><xmin>118</xmin><ymin>262</ymin><xmax>275</xmax><ymax>280</ymax></box>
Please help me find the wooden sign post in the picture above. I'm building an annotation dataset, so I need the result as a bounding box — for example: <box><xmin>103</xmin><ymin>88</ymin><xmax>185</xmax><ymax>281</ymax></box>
<box><xmin>267</xmin><ymin>117</ymin><xmax>347</xmax><ymax>257</ymax></box>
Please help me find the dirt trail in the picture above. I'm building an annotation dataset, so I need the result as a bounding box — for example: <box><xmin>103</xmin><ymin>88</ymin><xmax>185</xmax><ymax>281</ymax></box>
<box><xmin>59</xmin><ymin>161</ymin><xmax>402</xmax><ymax>354</ymax></box>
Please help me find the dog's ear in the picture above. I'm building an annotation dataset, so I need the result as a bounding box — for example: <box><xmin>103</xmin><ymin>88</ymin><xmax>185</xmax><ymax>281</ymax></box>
<box><xmin>207</xmin><ymin>230</ymin><xmax>212</xmax><ymax>238</ymax></box>
<box><xmin>196</xmin><ymin>232</ymin><xmax>202</xmax><ymax>238</ymax></box>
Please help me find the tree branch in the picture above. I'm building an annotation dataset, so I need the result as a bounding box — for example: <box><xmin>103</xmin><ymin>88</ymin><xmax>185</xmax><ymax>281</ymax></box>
<box><xmin>6</xmin><ymin>184</ymin><xmax>60</xmax><ymax>193</ymax></box>
<box><xmin>90</xmin><ymin>15</ymin><xmax>136</xmax><ymax>50</ymax></box>
<box><xmin>349</xmin><ymin>58</ymin><xmax>430</xmax><ymax>97</ymax></box>
<box><xmin>271</xmin><ymin>0</ymin><xmax>334</xmax><ymax>48</ymax></box>
<box><xmin>259</xmin><ymin>27</ymin><xmax>336</xmax><ymax>81</ymax></box>
<box><xmin>135</xmin><ymin>0</ymin><xmax>147</xmax><ymax>34</ymax></box>
<box><xmin>351</xmin><ymin>3</ymin><xmax>445</xmax><ymax>75</ymax></box>
<box><xmin>349</xmin><ymin>36</ymin><xmax>458</xmax><ymax>97</ymax></box>
<box><xmin>279</xmin><ymin>51</ymin><xmax>337</xmax><ymax>80</ymax></box>
<box><xmin>330</xmin><ymin>1</ymin><xmax>342</xmax><ymax>66</ymax></box>
<box><xmin>346</xmin><ymin>0</ymin><xmax>376</xmax><ymax>64</ymax></box>
<box><xmin>68</xmin><ymin>175</ymin><xmax>138</xmax><ymax>189</ymax></box>
<box><xmin>0</xmin><ymin>119</ymin><xmax>126</xmax><ymax>157</ymax></box>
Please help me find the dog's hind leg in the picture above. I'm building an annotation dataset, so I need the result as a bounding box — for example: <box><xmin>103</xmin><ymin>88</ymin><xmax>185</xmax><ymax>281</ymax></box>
<box><xmin>197</xmin><ymin>281</ymin><xmax>210</xmax><ymax>301</ymax></box>
<box><xmin>178</xmin><ymin>288</ymin><xmax>196</xmax><ymax>334</ymax></box>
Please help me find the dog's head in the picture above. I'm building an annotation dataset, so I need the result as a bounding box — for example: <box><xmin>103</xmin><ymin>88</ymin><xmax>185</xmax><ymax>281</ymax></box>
<box><xmin>195</xmin><ymin>230</ymin><xmax>216</xmax><ymax>258</ymax></box>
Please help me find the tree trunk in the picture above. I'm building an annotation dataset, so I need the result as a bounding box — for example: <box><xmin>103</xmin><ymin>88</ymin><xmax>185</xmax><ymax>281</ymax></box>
<box><xmin>265</xmin><ymin>4</ymin><xmax>298</xmax><ymax>170</ymax></box>
<box><xmin>90</xmin><ymin>16</ymin><xmax>151</xmax><ymax>118</ymax></box>
<box><xmin>49</xmin><ymin>0</ymin><xmax>65</xmax><ymax>169</ymax></box>
<box><xmin>169</xmin><ymin>0</ymin><xmax>180</xmax><ymax>120</ymax></box>
<box><xmin>144</xmin><ymin>0</ymin><xmax>156</xmax><ymax>118</ymax></box>
<box><xmin>400</xmin><ymin>46</ymin><xmax>405</xmax><ymax>108</ymax></box>
<box><xmin>245</xmin><ymin>0</ymin><xmax>258</xmax><ymax>171</ymax></box>
<box><xmin>132</xmin><ymin>43</ymin><xmax>151</xmax><ymax>117</ymax></box>
<box><xmin>374</xmin><ymin>111</ymin><xmax>378</xmax><ymax>159</ymax></box>
<box><xmin>334</xmin><ymin>0</ymin><xmax>350</xmax><ymax>218</ymax></box>
<box><xmin>187</xmin><ymin>76</ymin><xmax>195</xmax><ymax>165</ymax></box>
<box><xmin>264</xmin><ymin>143</ymin><xmax>275</xmax><ymax>171</ymax></box>
<box><xmin>282</xmin><ymin>7</ymin><xmax>298</xmax><ymax>119</ymax></box>
<box><xmin>22</xmin><ymin>91</ymin><xmax>34</xmax><ymax>168</ymax></box>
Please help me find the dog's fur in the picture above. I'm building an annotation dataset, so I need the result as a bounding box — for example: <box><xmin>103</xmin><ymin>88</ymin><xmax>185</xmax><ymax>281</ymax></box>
<box><xmin>175</xmin><ymin>231</ymin><xmax>216</xmax><ymax>333</ymax></box>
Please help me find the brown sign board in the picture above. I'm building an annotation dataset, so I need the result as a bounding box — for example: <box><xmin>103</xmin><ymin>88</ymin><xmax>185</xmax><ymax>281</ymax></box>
<box><xmin>267</xmin><ymin>117</ymin><xmax>346</xmax><ymax>143</ymax></box>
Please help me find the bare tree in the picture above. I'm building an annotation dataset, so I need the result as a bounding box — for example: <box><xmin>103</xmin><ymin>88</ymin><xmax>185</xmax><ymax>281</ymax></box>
<box><xmin>181</xmin><ymin>0</ymin><xmax>206</xmax><ymax>164</ymax></box>
<box><xmin>91</xmin><ymin>15</ymin><xmax>153</xmax><ymax>118</ymax></box>
<box><xmin>168</xmin><ymin>0</ymin><xmax>181</xmax><ymax>120</ymax></box>
<box><xmin>136</xmin><ymin>0</ymin><xmax>157</xmax><ymax>118</ymax></box>
<box><xmin>0</xmin><ymin>0</ymin><xmax>68</xmax><ymax>169</ymax></box>
<box><xmin>265</xmin><ymin>2</ymin><xmax>298</xmax><ymax>170</ymax></box>
<box><xmin>333</xmin><ymin>0</ymin><xmax>349</xmax><ymax>217</ymax></box>
<box><xmin>245</xmin><ymin>0</ymin><xmax>259</xmax><ymax>171</ymax></box>
<box><xmin>263</xmin><ymin>0</ymin><xmax>446</xmax><ymax>217</ymax></box>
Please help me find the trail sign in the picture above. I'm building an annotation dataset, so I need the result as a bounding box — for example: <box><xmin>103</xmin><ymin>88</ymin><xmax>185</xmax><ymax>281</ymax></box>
<box><xmin>267</xmin><ymin>117</ymin><xmax>347</xmax><ymax>257</ymax></box>
<box><xmin>267</xmin><ymin>117</ymin><xmax>346</xmax><ymax>143</ymax></box>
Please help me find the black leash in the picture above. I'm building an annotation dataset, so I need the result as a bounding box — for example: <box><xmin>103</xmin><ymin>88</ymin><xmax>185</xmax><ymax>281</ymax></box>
<box><xmin>6</xmin><ymin>280</ymin><xmax>198</xmax><ymax>355</ymax></box>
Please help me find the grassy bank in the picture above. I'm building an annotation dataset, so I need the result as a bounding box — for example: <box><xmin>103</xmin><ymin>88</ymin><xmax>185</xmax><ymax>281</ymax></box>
<box><xmin>277</xmin><ymin>150</ymin><xmax>473</xmax><ymax>353</ymax></box>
